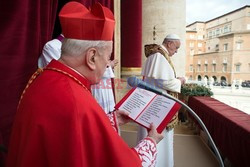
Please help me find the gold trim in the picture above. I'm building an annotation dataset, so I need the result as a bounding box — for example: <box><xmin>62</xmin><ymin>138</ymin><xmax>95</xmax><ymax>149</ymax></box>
<box><xmin>18</xmin><ymin>68</ymin><xmax>43</xmax><ymax>108</ymax></box>
<box><xmin>121</xmin><ymin>67</ymin><xmax>142</xmax><ymax>72</ymax></box>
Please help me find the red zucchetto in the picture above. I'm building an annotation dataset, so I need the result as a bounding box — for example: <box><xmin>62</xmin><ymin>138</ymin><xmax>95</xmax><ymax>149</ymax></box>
<box><xmin>59</xmin><ymin>2</ymin><xmax>115</xmax><ymax>41</ymax></box>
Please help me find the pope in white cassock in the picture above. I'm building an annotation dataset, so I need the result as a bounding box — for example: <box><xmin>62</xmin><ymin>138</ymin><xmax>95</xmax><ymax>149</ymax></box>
<box><xmin>137</xmin><ymin>34</ymin><xmax>186</xmax><ymax>167</ymax></box>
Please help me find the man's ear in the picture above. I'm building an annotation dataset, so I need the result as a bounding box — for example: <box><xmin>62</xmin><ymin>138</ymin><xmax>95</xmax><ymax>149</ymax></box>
<box><xmin>85</xmin><ymin>48</ymin><xmax>97</xmax><ymax>70</ymax></box>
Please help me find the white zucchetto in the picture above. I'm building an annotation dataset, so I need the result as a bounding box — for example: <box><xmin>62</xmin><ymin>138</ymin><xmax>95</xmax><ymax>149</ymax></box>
<box><xmin>165</xmin><ymin>34</ymin><xmax>180</xmax><ymax>40</ymax></box>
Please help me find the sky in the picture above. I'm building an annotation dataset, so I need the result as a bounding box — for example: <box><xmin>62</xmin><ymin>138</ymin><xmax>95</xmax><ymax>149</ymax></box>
<box><xmin>186</xmin><ymin>0</ymin><xmax>250</xmax><ymax>25</ymax></box>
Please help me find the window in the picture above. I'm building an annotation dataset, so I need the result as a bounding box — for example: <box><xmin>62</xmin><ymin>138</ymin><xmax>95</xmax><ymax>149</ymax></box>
<box><xmin>189</xmin><ymin>65</ymin><xmax>193</xmax><ymax>72</ymax></box>
<box><xmin>189</xmin><ymin>42</ymin><xmax>194</xmax><ymax>47</ymax></box>
<box><xmin>223</xmin><ymin>64</ymin><xmax>227</xmax><ymax>72</ymax></box>
<box><xmin>190</xmin><ymin>34</ymin><xmax>195</xmax><ymax>39</ymax></box>
<box><xmin>198</xmin><ymin>35</ymin><xmax>203</xmax><ymax>40</ymax></box>
<box><xmin>197</xmin><ymin>65</ymin><xmax>201</xmax><ymax>72</ymax></box>
<box><xmin>190</xmin><ymin>49</ymin><xmax>194</xmax><ymax>55</ymax></box>
<box><xmin>212</xmin><ymin>30</ymin><xmax>215</xmax><ymax>37</ymax></box>
<box><xmin>224</xmin><ymin>25</ymin><xmax>229</xmax><ymax>33</ymax></box>
<box><xmin>198</xmin><ymin>75</ymin><xmax>202</xmax><ymax>81</ymax></box>
<box><xmin>215</xmin><ymin>44</ymin><xmax>219</xmax><ymax>51</ymax></box>
<box><xmin>236</xmin><ymin>65</ymin><xmax>240</xmax><ymax>72</ymax></box>
<box><xmin>204</xmin><ymin>64</ymin><xmax>208</xmax><ymax>72</ymax></box>
<box><xmin>224</xmin><ymin>44</ymin><xmax>228</xmax><ymax>51</ymax></box>
<box><xmin>223</xmin><ymin>58</ymin><xmax>227</xmax><ymax>64</ymax></box>
<box><xmin>247</xmin><ymin>24</ymin><xmax>250</xmax><ymax>30</ymax></box>
<box><xmin>208</xmin><ymin>31</ymin><xmax>212</xmax><ymax>38</ymax></box>
<box><xmin>216</xmin><ymin>28</ymin><xmax>220</xmax><ymax>36</ymax></box>
<box><xmin>198</xmin><ymin>43</ymin><xmax>202</xmax><ymax>47</ymax></box>
<box><xmin>236</xmin><ymin>43</ymin><xmax>241</xmax><ymax>50</ymax></box>
<box><xmin>212</xmin><ymin>64</ymin><xmax>216</xmax><ymax>72</ymax></box>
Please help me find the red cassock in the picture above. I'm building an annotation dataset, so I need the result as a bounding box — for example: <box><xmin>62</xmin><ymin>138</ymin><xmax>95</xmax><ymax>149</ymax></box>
<box><xmin>6</xmin><ymin>60</ymin><xmax>157</xmax><ymax>167</ymax></box>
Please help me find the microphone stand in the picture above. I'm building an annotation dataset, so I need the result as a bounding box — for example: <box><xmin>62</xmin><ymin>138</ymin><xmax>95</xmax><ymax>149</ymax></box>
<box><xmin>160</xmin><ymin>91</ymin><xmax>224</xmax><ymax>167</ymax></box>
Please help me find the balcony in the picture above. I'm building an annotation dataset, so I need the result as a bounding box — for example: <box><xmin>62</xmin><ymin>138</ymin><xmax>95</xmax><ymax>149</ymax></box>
<box><xmin>187</xmin><ymin>96</ymin><xmax>250</xmax><ymax>167</ymax></box>
<box><xmin>120</xmin><ymin>118</ymin><xmax>220</xmax><ymax>167</ymax></box>
<box><xmin>119</xmin><ymin>94</ymin><xmax>250</xmax><ymax>167</ymax></box>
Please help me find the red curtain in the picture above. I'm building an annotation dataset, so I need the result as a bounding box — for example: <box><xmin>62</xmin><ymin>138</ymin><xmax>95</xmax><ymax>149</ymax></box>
<box><xmin>121</xmin><ymin>0</ymin><xmax>142</xmax><ymax>68</ymax></box>
<box><xmin>0</xmin><ymin>0</ymin><xmax>112</xmax><ymax>166</ymax></box>
<box><xmin>0</xmin><ymin>0</ymin><xmax>59</xmax><ymax>149</ymax></box>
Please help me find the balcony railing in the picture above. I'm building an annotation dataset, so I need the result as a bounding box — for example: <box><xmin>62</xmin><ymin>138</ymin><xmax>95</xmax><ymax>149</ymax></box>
<box><xmin>187</xmin><ymin>96</ymin><xmax>250</xmax><ymax>167</ymax></box>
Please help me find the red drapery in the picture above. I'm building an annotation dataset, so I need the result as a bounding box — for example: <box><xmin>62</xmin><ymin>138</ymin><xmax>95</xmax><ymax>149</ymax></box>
<box><xmin>121</xmin><ymin>0</ymin><xmax>142</xmax><ymax>68</ymax></box>
<box><xmin>0</xmin><ymin>0</ymin><xmax>59</xmax><ymax>150</ymax></box>
<box><xmin>0</xmin><ymin>0</ymin><xmax>113</xmax><ymax>166</ymax></box>
<box><xmin>188</xmin><ymin>96</ymin><xmax>250</xmax><ymax>167</ymax></box>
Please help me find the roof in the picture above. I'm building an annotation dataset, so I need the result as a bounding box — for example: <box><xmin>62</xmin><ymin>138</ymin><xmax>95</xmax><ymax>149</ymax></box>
<box><xmin>206</xmin><ymin>5</ymin><xmax>250</xmax><ymax>23</ymax></box>
<box><xmin>186</xmin><ymin>5</ymin><xmax>250</xmax><ymax>27</ymax></box>
<box><xmin>186</xmin><ymin>21</ymin><xmax>205</xmax><ymax>27</ymax></box>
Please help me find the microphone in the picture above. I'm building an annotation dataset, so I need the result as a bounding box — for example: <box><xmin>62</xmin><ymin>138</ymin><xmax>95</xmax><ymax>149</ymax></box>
<box><xmin>127</xmin><ymin>76</ymin><xmax>224</xmax><ymax>167</ymax></box>
<box><xmin>127</xmin><ymin>76</ymin><xmax>163</xmax><ymax>95</ymax></box>
<box><xmin>127</xmin><ymin>76</ymin><xmax>181</xmax><ymax>103</ymax></box>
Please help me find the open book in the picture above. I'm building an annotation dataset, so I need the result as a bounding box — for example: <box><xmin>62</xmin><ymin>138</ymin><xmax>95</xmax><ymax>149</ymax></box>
<box><xmin>115</xmin><ymin>87</ymin><xmax>181</xmax><ymax>133</ymax></box>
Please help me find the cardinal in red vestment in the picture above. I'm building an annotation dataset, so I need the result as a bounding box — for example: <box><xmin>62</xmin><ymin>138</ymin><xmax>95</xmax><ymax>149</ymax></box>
<box><xmin>6</xmin><ymin>2</ymin><xmax>163</xmax><ymax>167</ymax></box>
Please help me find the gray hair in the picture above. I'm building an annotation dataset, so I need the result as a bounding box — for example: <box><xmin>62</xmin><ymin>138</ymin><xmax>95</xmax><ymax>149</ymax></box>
<box><xmin>61</xmin><ymin>39</ymin><xmax>112</xmax><ymax>56</ymax></box>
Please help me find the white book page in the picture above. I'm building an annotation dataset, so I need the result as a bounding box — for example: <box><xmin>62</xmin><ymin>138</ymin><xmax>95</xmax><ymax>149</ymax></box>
<box><xmin>136</xmin><ymin>95</ymin><xmax>176</xmax><ymax>128</ymax></box>
<box><xmin>118</xmin><ymin>88</ymin><xmax>156</xmax><ymax>119</ymax></box>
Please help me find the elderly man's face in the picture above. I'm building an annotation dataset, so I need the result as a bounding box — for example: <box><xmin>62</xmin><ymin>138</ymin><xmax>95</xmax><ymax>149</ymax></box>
<box><xmin>95</xmin><ymin>44</ymin><xmax>113</xmax><ymax>82</ymax></box>
<box><xmin>167</xmin><ymin>40</ymin><xmax>180</xmax><ymax>56</ymax></box>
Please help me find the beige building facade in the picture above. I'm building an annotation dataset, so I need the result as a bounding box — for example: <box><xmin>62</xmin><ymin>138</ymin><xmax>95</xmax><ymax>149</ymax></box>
<box><xmin>186</xmin><ymin>22</ymin><xmax>206</xmax><ymax>80</ymax></box>
<box><xmin>186</xmin><ymin>5</ymin><xmax>250</xmax><ymax>84</ymax></box>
